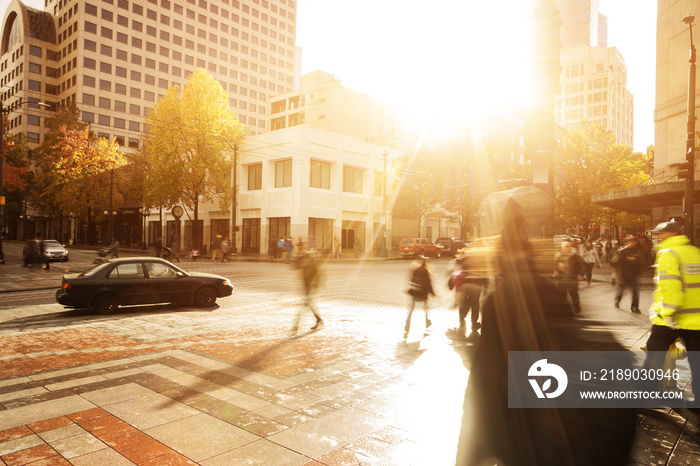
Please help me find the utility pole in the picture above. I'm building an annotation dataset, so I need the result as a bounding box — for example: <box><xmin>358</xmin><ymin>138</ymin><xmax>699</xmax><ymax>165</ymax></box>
<box><xmin>682</xmin><ymin>15</ymin><xmax>697</xmax><ymax>244</ymax></box>
<box><xmin>0</xmin><ymin>101</ymin><xmax>5</xmax><ymax>264</ymax></box>
<box><xmin>378</xmin><ymin>150</ymin><xmax>389</xmax><ymax>257</ymax></box>
<box><xmin>230</xmin><ymin>143</ymin><xmax>238</xmax><ymax>255</ymax></box>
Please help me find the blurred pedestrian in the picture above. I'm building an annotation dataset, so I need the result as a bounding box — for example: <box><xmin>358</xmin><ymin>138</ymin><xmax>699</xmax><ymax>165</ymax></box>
<box><xmin>284</xmin><ymin>237</ymin><xmax>293</xmax><ymax>264</ymax></box>
<box><xmin>456</xmin><ymin>198</ymin><xmax>636</xmax><ymax>465</ymax></box>
<box><xmin>269</xmin><ymin>238</ymin><xmax>277</xmax><ymax>260</ymax></box>
<box><xmin>332</xmin><ymin>235</ymin><xmax>341</xmax><ymax>258</ymax></box>
<box><xmin>404</xmin><ymin>256</ymin><xmax>434</xmax><ymax>338</ymax></box>
<box><xmin>155</xmin><ymin>235</ymin><xmax>163</xmax><ymax>258</ymax></box>
<box><xmin>450</xmin><ymin>250</ymin><xmax>487</xmax><ymax>339</ymax></box>
<box><xmin>644</xmin><ymin>220</ymin><xmax>700</xmax><ymax>405</ymax></box>
<box><xmin>614</xmin><ymin>235</ymin><xmax>643</xmax><ymax>313</ymax></box>
<box><xmin>276</xmin><ymin>238</ymin><xmax>285</xmax><ymax>260</ymax></box>
<box><xmin>296</xmin><ymin>237</ymin><xmax>304</xmax><ymax>254</ymax></box>
<box><xmin>291</xmin><ymin>250</ymin><xmax>324</xmax><ymax>333</ymax></box>
<box><xmin>221</xmin><ymin>236</ymin><xmax>230</xmax><ymax>261</ymax></box>
<box><xmin>354</xmin><ymin>237</ymin><xmax>362</xmax><ymax>258</ymax></box>
<box><xmin>553</xmin><ymin>240</ymin><xmax>585</xmax><ymax>314</ymax></box>
<box><xmin>211</xmin><ymin>234</ymin><xmax>223</xmax><ymax>262</ymax></box>
<box><xmin>581</xmin><ymin>239</ymin><xmax>601</xmax><ymax>286</ymax></box>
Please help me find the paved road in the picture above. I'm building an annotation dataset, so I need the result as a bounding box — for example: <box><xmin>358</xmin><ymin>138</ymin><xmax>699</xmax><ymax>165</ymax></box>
<box><xmin>0</xmin><ymin>247</ymin><xmax>698</xmax><ymax>465</ymax></box>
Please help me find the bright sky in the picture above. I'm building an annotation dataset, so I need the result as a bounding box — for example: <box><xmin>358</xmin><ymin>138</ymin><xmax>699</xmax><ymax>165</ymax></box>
<box><xmin>0</xmin><ymin>0</ymin><xmax>657</xmax><ymax>152</ymax></box>
<box><xmin>296</xmin><ymin>0</ymin><xmax>658</xmax><ymax>153</ymax></box>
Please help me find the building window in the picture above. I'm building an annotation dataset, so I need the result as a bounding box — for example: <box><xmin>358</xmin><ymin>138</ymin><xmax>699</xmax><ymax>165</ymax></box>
<box><xmin>310</xmin><ymin>160</ymin><xmax>330</xmax><ymax>189</ymax></box>
<box><xmin>99</xmin><ymin>97</ymin><xmax>110</xmax><ymax>108</ymax></box>
<box><xmin>248</xmin><ymin>163</ymin><xmax>262</xmax><ymax>190</ymax></box>
<box><xmin>114</xmin><ymin>118</ymin><xmax>125</xmax><ymax>129</ymax></box>
<box><xmin>129</xmin><ymin>121</ymin><xmax>139</xmax><ymax>131</ymax></box>
<box><xmin>275</xmin><ymin>160</ymin><xmax>292</xmax><ymax>188</ymax></box>
<box><xmin>115</xmin><ymin>83</ymin><xmax>126</xmax><ymax>94</ymax></box>
<box><xmin>84</xmin><ymin>76</ymin><xmax>96</xmax><ymax>87</ymax></box>
<box><xmin>83</xmin><ymin>94</ymin><xmax>95</xmax><ymax>105</ymax></box>
<box><xmin>27</xmin><ymin>132</ymin><xmax>40</xmax><ymax>143</ymax></box>
<box><xmin>84</xmin><ymin>58</ymin><xmax>96</xmax><ymax>69</ymax></box>
<box><xmin>83</xmin><ymin>112</ymin><xmax>94</xmax><ymax>122</ymax></box>
<box><xmin>115</xmin><ymin>101</ymin><xmax>126</xmax><ymax>111</ymax></box>
<box><xmin>27</xmin><ymin>115</ymin><xmax>39</xmax><ymax>126</ymax></box>
<box><xmin>84</xmin><ymin>39</ymin><xmax>96</xmax><ymax>51</ymax></box>
<box><xmin>129</xmin><ymin>104</ymin><xmax>140</xmax><ymax>114</ymax></box>
<box><xmin>343</xmin><ymin>166</ymin><xmax>362</xmax><ymax>194</ymax></box>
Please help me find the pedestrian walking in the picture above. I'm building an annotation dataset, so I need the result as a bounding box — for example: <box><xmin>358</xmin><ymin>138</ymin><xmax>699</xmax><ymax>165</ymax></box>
<box><xmin>291</xmin><ymin>251</ymin><xmax>324</xmax><ymax>333</ymax></box>
<box><xmin>221</xmin><ymin>237</ymin><xmax>230</xmax><ymax>261</ymax></box>
<box><xmin>276</xmin><ymin>238</ymin><xmax>285</xmax><ymax>260</ymax></box>
<box><xmin>332</xmin><ymin>236</ymin><xmax>341</xmax><ymax>259</ymax></box>
<box><xmin>553</xmin><ymin>240</ymin><xmax>585</xmax><ymax>314</ymax></box>
<box><xmin>269</xmin><ymin>238</ymin><xmax>278</xmax><ymax>260</ymax></box>
<box><xmin>354</xmin><ymin>237</ymin><xmax>362</xmax><ymax>258</ymax></box>
<box><xmin>211</xmin><ymin>234</ymin><xmax>223</xmax><ymax>262</ymax></box>
<box><xmin>450</xmin><ymin>250</ymin><xmax>487</xmax><ymax>339</ymax></box>
<box><xmin>613</xmin><ymin>235</ymin><xmax>644</xmax><ymax>313</ymax></box>
<box><xmin>404</xmin><ymin>256</ymin><xmax>435</xmax><ymax>338</ymax></box>
<box><xmin>581</xmin><ymin>239</ymin><xmax>601</xmax><ymax>286</ymax></box>
<box><xmin>643</xmin><ymin>220</ymin><xmax>700</xmax><ymax>405</ymax></box>
<box><xmin>284</xmin><ymin>237</ymin><xmax>293</xmax><ymax>264</ymax></box>
<box><xmin>154</xmin><ymin>236</ymin><xmax>163</xmax><ymax>258</ymax></box>
<box><xmin>605</xmin><ymin>238</ymin><xmax>613</xmax><ymax>263</ymax></box>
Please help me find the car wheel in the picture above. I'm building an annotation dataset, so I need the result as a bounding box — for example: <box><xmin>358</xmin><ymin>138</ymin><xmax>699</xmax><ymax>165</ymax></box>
<box><xmin>92</xmin><ymin>293</ymin><xmax>119</xmax><ymax>315</ymax></box>
<box><xmin>194</xmin><ymin>286</ymin><xmax>217</xmax><ymax>307</ymax></box>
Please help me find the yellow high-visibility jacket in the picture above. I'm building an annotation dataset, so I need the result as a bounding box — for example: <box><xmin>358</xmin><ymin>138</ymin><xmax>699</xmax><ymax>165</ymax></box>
<box><xmin>650</xmin><ymin>235</ymin><xmax>700</xmax><ymax>329</ymax></box>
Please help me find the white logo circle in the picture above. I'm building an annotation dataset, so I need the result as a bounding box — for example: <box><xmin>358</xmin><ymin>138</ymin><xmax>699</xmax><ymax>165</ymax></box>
<box><xmin>528</xmin><ymin>359</ymin><xmax>568</xmax><ymax>398</ymax></box>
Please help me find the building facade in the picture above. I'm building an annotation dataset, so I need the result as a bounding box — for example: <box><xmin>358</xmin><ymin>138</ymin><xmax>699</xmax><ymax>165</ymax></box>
<box><xmin>1</xmin><ymin>0</ymin><xmax>297</xmax><ymax>244</ymax></box>
<box><xmin>183</xmin><ymin>125</ymin><xmax>397</xmax><ymax>255</ymax></box>
<box><xmin>555</xmin><ymin>46</ymin><xmax>634</xmax><ymax>146</ymax></box>
<box><xmin>552</xmin><ymin>0</ymin><xmax>633</xmax><ymax>146</ymax></box>
<box><xmin>0</xmin><ymin>0</ymin><xmax>297</xmax><ymax>144</ymax></box>
<box><xmin>269</xmin><ymin>70</ymin><xmax>405</xmax><ymax>148</ymax></box>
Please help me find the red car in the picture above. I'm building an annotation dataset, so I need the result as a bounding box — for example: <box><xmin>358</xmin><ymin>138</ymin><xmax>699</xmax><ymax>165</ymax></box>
<box><xmin>398</xmin><ymin>238</ymin><xmax>441</xmax><ymax>259</ymax></box>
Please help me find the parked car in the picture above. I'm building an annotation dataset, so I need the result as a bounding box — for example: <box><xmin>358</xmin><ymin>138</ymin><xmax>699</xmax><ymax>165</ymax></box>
<box><xmin>435</xmin><ymin>237</ymin><xmax>467</xmax><ymax>255</ymax></box>
<box><xmin>398</xmin><ymin>238</ymin><xmax>441</xmax><ymax>259</ymax></box>
<box><xmin>23</xmin><ymin>239</ymin><xmax>69</xmax><ymax>263</ymax></box>
<box><xmin>55</xmin><ymin>257</ymin><xmax>233</xmax><ymax>314</ymax></box>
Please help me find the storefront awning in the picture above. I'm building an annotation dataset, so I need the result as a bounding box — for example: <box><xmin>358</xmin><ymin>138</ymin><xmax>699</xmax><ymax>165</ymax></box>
<box><xmin>591</xmin><ymin>181</ymin><xmax>700</xmax><ymax>215</ymax></box>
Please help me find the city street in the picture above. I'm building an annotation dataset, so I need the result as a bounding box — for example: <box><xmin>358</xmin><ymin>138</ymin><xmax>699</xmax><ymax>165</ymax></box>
<box><xmin>0</xmin><ymin>244</ymin><xmax>698</xmax><ymax>465</ymax></box>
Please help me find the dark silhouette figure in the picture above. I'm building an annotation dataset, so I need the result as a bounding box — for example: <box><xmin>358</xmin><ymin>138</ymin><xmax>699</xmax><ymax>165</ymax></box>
<box><xmin>456</xmin><ymin>198</ymin><xmax>636</xmax><ymax>466</ymax></box>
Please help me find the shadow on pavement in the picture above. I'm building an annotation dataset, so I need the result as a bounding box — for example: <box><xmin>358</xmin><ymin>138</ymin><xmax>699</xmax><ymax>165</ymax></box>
<box><xmin>0</xmin><ymin>303</ymin><xmax>219</xmax><ymax>331</ymax></box>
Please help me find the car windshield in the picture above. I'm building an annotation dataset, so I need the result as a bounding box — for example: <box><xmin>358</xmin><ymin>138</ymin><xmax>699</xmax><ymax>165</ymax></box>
<box><xmin>43</xmin><ymin>240</ymin><xmax>62</xmax><ymax>247</ymax></box>
<box><xmin>400</xmin><ymin>239</ymin><xmax>412</xmax><ymax>245</ymax></box>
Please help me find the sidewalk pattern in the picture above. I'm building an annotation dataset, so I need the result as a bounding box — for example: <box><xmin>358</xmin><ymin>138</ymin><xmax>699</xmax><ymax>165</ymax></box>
<box><xmin>0</xmin><ymin>254</ymin><xmax>699</xmax><ymax>465</ymax></box>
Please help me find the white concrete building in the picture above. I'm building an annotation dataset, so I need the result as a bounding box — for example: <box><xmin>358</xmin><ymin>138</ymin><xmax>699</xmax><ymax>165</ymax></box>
<box><xmin>182</xmin><ymin>125</ymin><xmax>397</xmax><ymax>255</ymax></box>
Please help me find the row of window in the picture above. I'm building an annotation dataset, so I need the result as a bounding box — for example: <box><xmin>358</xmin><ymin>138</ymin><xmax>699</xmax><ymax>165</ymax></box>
<box><xmin>249</xmin><ymin>161</ymin><xmax>381</xmax><ymax>196</ymax></box>
<box><xmin>83</xmin><ymin>1</ymin><xmax>295</xmax><ymax>54</ymax></box>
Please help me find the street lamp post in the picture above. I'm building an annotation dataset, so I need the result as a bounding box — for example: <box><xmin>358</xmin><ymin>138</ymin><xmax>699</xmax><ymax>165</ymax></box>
<box><xmin>683</xmin><ymin>15</ymin><xmax>697</xmax><ymax>244</ymax></box>
<box><xmin>231</xmin><ymin>143</ymin><xmax>238</xmax><ymax>255</ymax></box>
<box><xmin>140</xmin><ymin>208</ymin><xmax>150</xmax><ymax>249</ymax></box>
<box><xmin>378</xmin><ymin>150</ymin><xmax>389</xmax><ymax>257</ymax></box>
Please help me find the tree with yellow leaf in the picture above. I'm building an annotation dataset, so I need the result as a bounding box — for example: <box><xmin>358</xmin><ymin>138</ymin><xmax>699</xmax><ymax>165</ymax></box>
<box><xmin>32</xmin><ymin>104</ymin><xmax>123</xmax><ymax>242</ymax></box>
<box><xmin>138</xmin><ymin>68</ymin><xmax>243</xmax><ymax>249</ymax></box>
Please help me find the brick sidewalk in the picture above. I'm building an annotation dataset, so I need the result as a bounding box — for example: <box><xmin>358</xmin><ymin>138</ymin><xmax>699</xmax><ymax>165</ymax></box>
<box><xmin>0</xmin><ymin>257</ymin><xmax>698</xmax><ymax>465</ymax></box>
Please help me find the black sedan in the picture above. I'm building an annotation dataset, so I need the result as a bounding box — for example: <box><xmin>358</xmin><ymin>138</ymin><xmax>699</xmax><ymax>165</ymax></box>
<box><xmin>56</xmin><ymin>257</ymin><xmax>233</xmax><ymax>314</ymax></box>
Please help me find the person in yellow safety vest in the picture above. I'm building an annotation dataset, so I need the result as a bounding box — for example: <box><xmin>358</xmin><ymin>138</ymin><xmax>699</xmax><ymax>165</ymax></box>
<box><xmin>644</xmin><ymin>219</ymin><xmax>700</xmax><ymax>404</ymax></box>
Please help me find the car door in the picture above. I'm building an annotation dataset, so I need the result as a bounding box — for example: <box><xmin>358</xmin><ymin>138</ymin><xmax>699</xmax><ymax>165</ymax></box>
<box><xmin>106</xmin><ymin>262</ymin><xmax>151</xmax><ymax>305</ymax></box>
<box><xmin>145</xmin><ymin>261</ymin><xmax>193</xmax><ymax>304</ymax></box>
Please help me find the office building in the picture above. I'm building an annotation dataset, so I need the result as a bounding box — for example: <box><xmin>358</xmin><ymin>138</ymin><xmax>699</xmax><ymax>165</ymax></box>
<box><xmin>553</xmin><ymin>0</ymin><xmax>633</xmax><ymax>146</ymax></box>
<box><xmin>0</xmin><ymin>0</ymin><xmax>297</xmax><ymax>147</ymax></box>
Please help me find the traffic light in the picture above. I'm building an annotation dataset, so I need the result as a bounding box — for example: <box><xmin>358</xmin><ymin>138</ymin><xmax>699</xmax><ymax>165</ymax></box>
<box><xmin>676</xmin><ymin>161</ymin><xmax>694</xmax><ymax>180</ymax></box>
